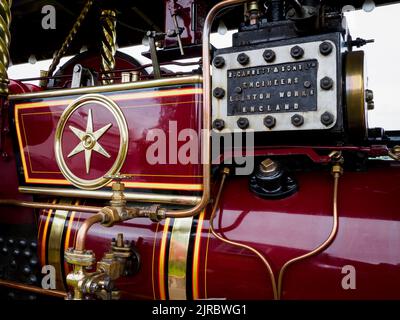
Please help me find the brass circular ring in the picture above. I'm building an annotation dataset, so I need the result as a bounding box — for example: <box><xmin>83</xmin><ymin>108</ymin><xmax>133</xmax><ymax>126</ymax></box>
<box><xmin>345</xmin><ymin>51</ymin><xmax>368</xmax><ymax>141</ymax></box>
<box><xmin>55</xmin><ymin>94</ymin><xmax>128</xmax><ymax>190</ymax></box>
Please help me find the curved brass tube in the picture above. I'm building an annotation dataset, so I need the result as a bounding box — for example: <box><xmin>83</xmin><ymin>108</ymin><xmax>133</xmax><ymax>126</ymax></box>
<box><xmin>0</xmin><ymin>199</ymin><xmax>101</xmax><ymax>213</ymax></box>
<box><xmin>210</xmin><ymin>168</ymin><xmax>278</xmax><ymax>300</ymax></box>
<box><xmin>164</xmin><ymin>0</ymin><xmax>248</xmax><ymax>219</ymax></box>
<box><xmin>277</xmin><ymin>169</ymin><xmax>342</xmax><ymax>299</ymax></box>
<box><xmin>0</xmin><ymin>279</ymin><xmax>67</xmax><ymax>298</ymax></box>
<box><xmin>75</xmin><ymin>213</ymin><xmax>105</xmax><ymax>251</ymax></box>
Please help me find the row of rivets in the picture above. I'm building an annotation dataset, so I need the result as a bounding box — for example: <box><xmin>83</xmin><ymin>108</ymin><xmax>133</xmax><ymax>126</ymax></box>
<box><xmin>213</xmin><ymin>41</ymin><xmax>334</xmax><ymax>69</ymax></box>
<box><xmin>213</xmin><ymin>112</ymin><xmax>334</xmax><ymax>131</ymax></box>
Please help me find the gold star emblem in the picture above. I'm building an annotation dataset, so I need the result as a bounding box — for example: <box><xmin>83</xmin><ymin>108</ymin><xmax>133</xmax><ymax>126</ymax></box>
<box><xmin>67</xmin><ymin>109</ymin><xmax>112</xmax><ymax>174</ymax></box>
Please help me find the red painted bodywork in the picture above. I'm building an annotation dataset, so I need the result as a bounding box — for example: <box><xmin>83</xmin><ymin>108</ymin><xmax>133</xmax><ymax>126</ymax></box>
<box><xmin>36</xmin><ymin>160</ymin><xmax>400</xmax><ymax>300</ymax></box>
<box><xmin>13</xmin><ymin>83</ymin><xmax>203</xmax><ymax>190</ymax></box>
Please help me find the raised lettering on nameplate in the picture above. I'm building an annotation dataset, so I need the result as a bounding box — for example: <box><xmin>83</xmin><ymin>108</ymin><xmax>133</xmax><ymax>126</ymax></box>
<box><xmin>227</xmin><ymin>59</ymin><xmax>319</xmax><ymax>115</ymax></box>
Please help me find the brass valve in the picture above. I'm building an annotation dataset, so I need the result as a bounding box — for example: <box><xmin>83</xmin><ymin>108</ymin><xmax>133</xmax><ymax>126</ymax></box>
<box><xmin>65</xmin><ymin>233</ymin><xmax>139</xmax><ymax>300</ymax></box>
<box><xmin>329</xmin><ymin>151</ymin><xmax>344</xmax><ymax>177</ymax></box>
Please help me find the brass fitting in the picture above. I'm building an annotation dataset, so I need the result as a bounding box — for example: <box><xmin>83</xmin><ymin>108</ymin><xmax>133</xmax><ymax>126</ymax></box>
<box><xmin>245</xmin><ymin>1</ymin><xmax>260</xmax><ymax>25</ymax></box>
<box><xmin>65</xmin><ymin>233</ymin><xmax>137</xmax><ymax>300</ymax></box>
<box><xmin>330</xmin><ymin>151</ymin><xmax>344</xmax><ymax>177</ymax></box>
<box><xmin>389</xmin><ymin>146</ymin><xmax>400</xmax><ymax>161</ymax></box>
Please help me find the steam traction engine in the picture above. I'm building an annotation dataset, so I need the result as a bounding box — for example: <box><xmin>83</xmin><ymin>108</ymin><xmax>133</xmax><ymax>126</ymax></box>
<box><xmin>0</xmin><ymin>0</ymin><xmax>400</xmax><ymax>300</ymax></box>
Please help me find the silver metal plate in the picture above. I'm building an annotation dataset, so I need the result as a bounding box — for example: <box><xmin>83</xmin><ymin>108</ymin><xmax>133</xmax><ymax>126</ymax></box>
<box><xmin>212</xmin><ymin>40</ymin><xmax>338</xmax><ymax>132</ymax></box>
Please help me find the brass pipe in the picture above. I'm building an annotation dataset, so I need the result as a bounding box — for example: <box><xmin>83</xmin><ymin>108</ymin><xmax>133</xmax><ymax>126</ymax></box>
<box><xmin>0</xmin><ymin>279</ymin><xmax>67</xmax><ymax>298</ymax></box>
<box><xmin>18</xmin><ymin>186</ymin><xmax>201</xmax><ymax>206</ymax></box>
<box><xmin>100</xmin><ymin>10</ymin><xmax>117</xmax><ymax>85</ymax></box>
<box><xmin>164</xmin><ymin>0</ymin><xmax>248</xmax><ymax>219</ymax></box>
<box><xmin>0</xmin><ymin>199</ymin><xmax>101</xmax><ymax>213</ymax></box>
<box><xmin>277</xmin><ymin>165</ymin><xmax>342</xmax><ymax>299</ymax></box>
<box><xmin>75</xmin><ymin>213</ymin><xmax>105</xmax><ymax>252</ymax></box>
<box><xmin>210</xmin><ymin>168</ymin><xmax>278</xmax><ymax>300</ymax></box>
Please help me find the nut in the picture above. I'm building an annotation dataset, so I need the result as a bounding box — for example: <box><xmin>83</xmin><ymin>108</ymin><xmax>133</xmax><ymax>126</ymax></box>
<box><xmin>213</xmin><ymin>56</ymin><xmax>225</xmax><ymax>68</ymax></box>
<box><xmin>237</xmin><ymin>53</ymin><xmax>250</xmax><ymax>65</ymax></box>
<box><xmin>213</xmin><ymin>119</ymin><xmax>225</xmax><ymax>131</ymax></box>
<box><xmin>290</xmin><ymin>46</ymin><xmax>304</xmax><ymax>59</ymax></box>
<box><xmin>264</xmin><ymin>116</ymin><xmax>276</xmax><ymax>129</ymax></box>
<box><xmin>263</xmin><ymin>49</ymin><xmax>276</xmax><ymax>63</ymax></box>
<box><xmin>320</xmin><ymin>41</ymin><xmax>333</xmax><ymax>55</ymax></box>
<box><xmin>213</xmin><ymin>87</ymin><xmax>225</xmax><ymax>99</ymax></box>
<box><xmin>237</xmin><ymin>117</ymin><xmax>249</xmax><ymax>130</ymax></box>
<box><xmin>291</xmin><ymin>114</ymin><xmax>304</xmax><ymax>127</ymax></box>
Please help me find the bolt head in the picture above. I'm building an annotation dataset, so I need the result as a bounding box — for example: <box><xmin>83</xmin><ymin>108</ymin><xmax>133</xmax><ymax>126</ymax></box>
<box><xmin>213</xmin><ymin>56</ymin><xmax>225</xmax><ymax>68</ymax></box>
<box><xmin>213</xmin><ymin>87</ymin><xmax>225</xmax><ymax>99</ymax></box>
<box><xmin>321</xmin><ymin>111</ymin><xmax>335</xmax><ymax>126</ymax></box>
<box><xmin>304</xmin><ymin>81</ymin><xmax>311</xmax><ymax>88</ymax></box>
<box><xmin>290</xmin><ymin>46</ymin><xmax>304</xmax><ymax>59</ymax></box>
<box><xmin>365</xmin><ymin>89</ymin><xmax>374</xmax><ymax>102</ymax></box>
<box><xmin>260</xmin><ymin>158</ymin><xmax>278</xmax><ymax>176</ymax></box>
<box><xmin>291</xmin><ymin>114</ymin><xmax>304</xmax><ymax>127</ymax></box>
<box><xmin>213</xmin><ymin>119</ymin><xmax>225</xmax><ymax>131</ymax></box>
<box><xmin>320</xmin><ymin>41</ymin><xmax>333</xmax><ymax>55</ymax></box>
<box><xmin>320</xmin><ymin>77</ymin><xmax>333</xmax><ymax>90</ymax></box>
<box><xmin>263</xmin><ymin>49</ymin><xmax>276</xmax><ymax>63</ymax></box>
<box><xmin>237</xmin><ymin>53</ymin><xmax>250</xmax><ymax>65</ymax></box>
<box><xmin>237</xmin><ymin>117</ymin><xmax>249</xmax><ymax>130</ymax></box>
<box><xmin>234</xmin><ymin>86</ymin><xmax>242</xmax><ymax>94</ymax></box>
<box><xmin>264</xmin><ymin>116</ymin><xmax>276</xmax><ymax>129</ymax></box>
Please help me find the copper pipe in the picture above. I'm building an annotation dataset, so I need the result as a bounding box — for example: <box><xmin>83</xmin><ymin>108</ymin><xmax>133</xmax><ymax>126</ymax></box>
<box><xmin>209</xmin><ymin>168</ymin><xmax>279</xmax><ymax>300</ymax></box>
<box><xmin>277</xmin><ymin>168</ymin><xmax>342</xmax><ymax>299</ymax></box>
<box><xmin>0</xmin><ymin>199</ymin><xmax>101</xmax><ymax>213</ymax></box>
<box><xmin>0</xmin><ymin>199</ymin><xmax>100</xmax><ymax>212</ymax></box>
<box><xmin>75</xmin><ymin>213</ymin><xmax>105</xmax><ymax>251</ymax></box>
<box><xmin>164</xmin><ymin>0</ymin><xmax>248</xmax><ymax>219</ymax></box>
<box><xmin>0</xmin><ymin>279</ymin><xmax>67</xmax><ymax>298</ymax></box>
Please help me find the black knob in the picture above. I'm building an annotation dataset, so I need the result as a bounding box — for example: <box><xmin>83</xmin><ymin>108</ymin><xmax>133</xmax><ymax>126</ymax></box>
<box><xmin>291</xmin><ymin>114</ymin><xmax>304</xmax><ymax>127</ymax></box>
<box><xmin>320</xmin><ymin>41</ymin><xmax>333</xmax><ymax>55</ymax></box>
<box><xmin>213</xmin><ymin>119</ymin><xmax>225</xmax><ymax>131</ymax></box>
<box><xmin>213</xmin><ymin>56</ymin><xmax>225</xmax><ymax>68</ymax></box>
<box><xmin>23</xmin><ymin>250</ymin><xmax>32</xmax><ymax>258</ymax></box>
<box><xmin>8</xmin><ymin>238</ymin><xmax>14</xmax><ymax>246</ymax></box>
<box><xmin>263</xmin><ymin>49</ymin><xmax>276</xmax><ymax>63</ymax></box>
<box><xmin>290</xmin><ymin>46</ymin><xmax>304</xmax><ymax>59</ymax></box>
<box><xmin>12</xmin><ymin>248</ymin><xmax>20</xmax><ymax>257</ymax></box>
<box><xmin>1</xmin><ymin>247</ymin><xmax>8</xmax><ymax>255</ymax></box>
<box><xmin>30</xmin><ymin>241</ymin><xmax>37</xmax><ymax>250</ymax></box>
<box><xmin>28</xmin><ymin>275</ymin><xmax>38</xmax><ymax>285</ymax></box>
<box><xmin>250</xmin><ymin>159</ymin><xmax>298</xmax><ymax>199</ymax></box>
<box><xmin>320</xmin><ymin>77</ymin><xmax>333</xmax><ymax>90</ymax></box>
<box><xmin>321</xmin><ymin>112</ymin><xmax>335</xmax><ymax>126</ymax></box>
<box><xmin>237</xmin><ymin>53</ymin><xmax>250</xmax><ymax>65</ymax></box>
<box><xmin>22</xmin><ymin>265</ymin><xmax>31</xmax><ymax>275</ymax></box>
<box><xmin>237</xmin><ymin>117</ymin><xmax>249</xmax><ymax>130</ymax></box>
<box><xmin>29</xmin><ymin>257</ymin><xmax>38</xmax><ymax>267</ymax></box>
<box><xmin>264</xmin><ymin>116</ymin><xmax>276</xmax><ymax>129</ymax></box>
<box><xmin>213</xmin><ymin>87</ymin><xmax>225</xmax><ymax>99</ymax></box>
<box><xmin>18</xmin><ymin>239</ymin><xmax>27</xmax><ymax>248</ymax></box>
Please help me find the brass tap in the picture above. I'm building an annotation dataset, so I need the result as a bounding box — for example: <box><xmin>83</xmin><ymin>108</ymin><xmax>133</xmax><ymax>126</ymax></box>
<box><xmin>65</xmin><ymin>233</ymin><xmax>138</xmax><ymax>300</ymax></box>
